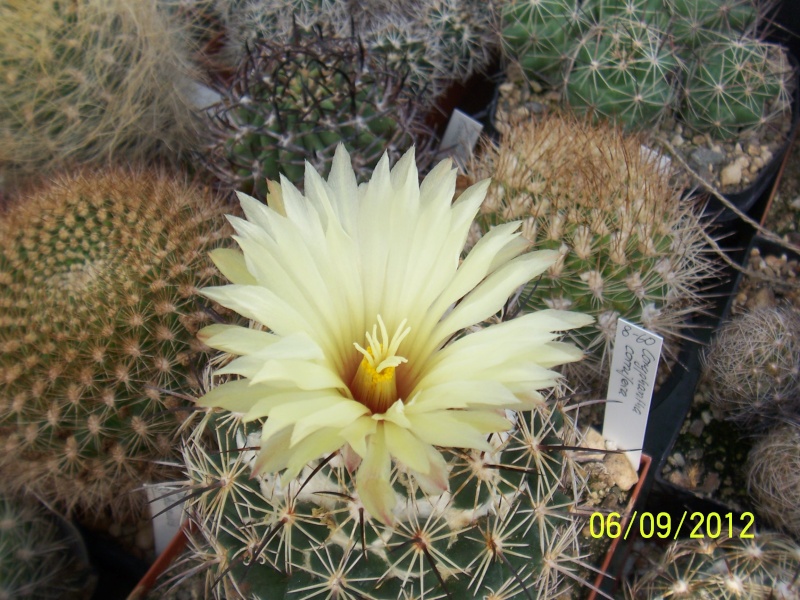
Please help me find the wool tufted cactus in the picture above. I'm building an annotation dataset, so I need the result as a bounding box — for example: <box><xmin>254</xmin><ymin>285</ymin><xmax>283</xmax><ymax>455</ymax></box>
<box><xmin>747</xmin><ymin>424</ymin><xmax>800</xmax><ymax>539</ymax></box>
<box><xmin>0</xmin><ymin>0</ymin><xmax>204</xmax><ymax>178</ymax></box>
<box><xmin>703</xmin><ymin>307</ymin><xmax>800</xmax><ymax>425</ymax></box>
<box><xmin>0</xmin><ymin>169</ymin><xmax>230</xmax><ymax>520</ymax></box>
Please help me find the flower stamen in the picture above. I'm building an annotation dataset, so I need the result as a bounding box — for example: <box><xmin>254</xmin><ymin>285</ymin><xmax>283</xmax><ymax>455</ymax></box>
<box><xmin>351</xmin><ymin>315</ymin><xmax>410</xmax><ymax>414</ymax></box>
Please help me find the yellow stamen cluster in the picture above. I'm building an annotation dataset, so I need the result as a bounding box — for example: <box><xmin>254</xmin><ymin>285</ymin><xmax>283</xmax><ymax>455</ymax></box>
<box><xmin>350</xmin><ymin>316</ymin><xmax>410</xmax><ymax>414</ymax></box>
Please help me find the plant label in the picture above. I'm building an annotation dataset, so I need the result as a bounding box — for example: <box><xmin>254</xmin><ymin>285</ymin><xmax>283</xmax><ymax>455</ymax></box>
<box><xmin>145</xmin><ymin>483</ymin><xmax>186</xmax><ymax>556</ymax></box>
<box><xmin>436</xmin><ymin>109</ymin><xmax>483</xmax><ymax>170</ymax></box>
<box><xmin>602</xmin><ymin>318</ymin><xmax>663</xmax><ymax>470</ymax></box>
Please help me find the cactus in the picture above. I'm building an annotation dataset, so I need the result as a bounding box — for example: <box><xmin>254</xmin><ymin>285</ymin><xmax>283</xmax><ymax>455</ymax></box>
<box><xmin>0</xmin><ymin>492</ymin><xmax>95</xmax><ymax>600</ymax></box>
<box><xmin>703</xmin><ymin>307</ymin><xmax>800</xmax><ymax>425</ymax></box>
<box><xmin>202</xmin><ymin>32</ymin><xmax>428</xmax><ymax>200</ymax></box>
<box><xmin>497</xmin><ymin>0</ymin><xmax>584</xmax><ymax>84</ymax></box>
<box><xmin>0</xmin><ymin>169</ymin><xmax>231</xmax><ymax>521</ymax></box>
<box><xmin>747</xmin><ymin>424</ymin><xmax>800</xmax><ymax>539</ymax></box>
<box><xmin>170</xmin><ymin>143</ymin><xmax>599</xmax><ymax>598</ymax></box>
<box><xmin>498</xmin><ymin>0</ymin><xmax>794</xmax><ymax>147</ymax></box>
<box><xmin>468</xmin><ymin>111</ymin><xmax>717</xmax><ymax>387</ymax></box>
<box><xmin>217</xmin><ymin>0</ymin><xmax>498</xmax><ymax>102</ymax></box>
<box><xmin>565</xmin><ymin>17</ymin><xmax>681</xmax><ymax>129</ymax></box>
<box><xmin>179</xmin><ymin>390</ymin><xmax>591</xmax><ymax>599</ymax></box>
<box><xmin>681</xmin><ymin>36</ymin><xmax>792</xmax><ymax>140</ymax></box>
<box><xmin>0</xmin><ymin>0</ymin><xmax>204</xmax><ymax>178</ymax></box>
<box><xmin>626</xmin><ymin>531</ymin><xmax>800</xmax><ymax>598</ymax></box>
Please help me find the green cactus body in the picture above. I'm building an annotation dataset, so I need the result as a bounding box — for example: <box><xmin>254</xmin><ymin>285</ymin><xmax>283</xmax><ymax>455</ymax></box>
<box><xmin>203</xmin><ymin>34</ymin><xmax>426</xmax><ymax>200</ymax></box>
<box><xmin>681</xmin><ymin>37</ymin><xmax>792</xmax><ymax>140</ymax></box>
<box><xmin>565</xmin><ymin>17</ymin><xmax>680</xmax><ymax>128</ymax></box>
<box><xmin>0</xmin><ymin>493</ymin><xmax>95</xmax><ymax>600</ymax></box>
<box><xmin>0</xmin><ymin>170</ymin><xmax>230</xmax><ymax>520</ymax></box>
<box><xmin>627</xmin><ymin>533</ymin><xmax>800</xmax><ymax>598</ymax></box>
<box><xmin>0</xmin><ymin>0</ymin><xmax>203</xmax><ymax>178</ymax></box>
<box><xmin>181</xmin><ymin>387</ymin><xmax>590</xmax><ymax>599</ymax></box>
<box><xmin>499</xmin><ymin>0</ymin><xmax>584</xmax><ymax>84</ymax></box>
<box><xmin>470</xmin><ymin>112</ymin><xmax>716</xmax><ymax>386</ymax></box>
<box><xmin>666</xmin><ymin>0</ymin><xmax>759</xmax><ymax>49</ymax></box>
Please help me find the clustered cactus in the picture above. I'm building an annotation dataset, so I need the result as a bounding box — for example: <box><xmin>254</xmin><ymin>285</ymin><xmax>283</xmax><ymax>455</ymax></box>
<box><xmin>0</xmin><ymin>169</ymin><xmax>230</xmax><ymax>520</ymax></box>
<box><xmin>747</xmin><ymin>423</ymin><xmax>800</xmax><ymax>540</ymax></box>
<box><xmin>202</xmin><ymin>32</ymin><xmax>429</xmax><ymax>200</ymax></box>
<box><xmin>703</xmin><ymin>307</ymin><xmax>800</xmax><ymax>425</ymax></box>
<box><xmin>0</xmin><ymin>492</ymin><xmax>95</xmax><ymax>600</ymax></box>
<box><xmin>178</xmin><ymin>378</ymin><xmax>592</xmax><ymax>599</ymax></box>
<box><xmin>498</xmin><ymin>0</ymin><xmax>793</xmax><ymax>139</ymax></box>
<box><xmin>468</xmin><ymin>111</ymin><xmax>717</xmax><ymax>386</ymax></box>
<box><xmin>626</xmin><ymin>531</ymin><xmax>800</xmax><ymax>598</ymax></box>
<box><xmin>0</xmin><ymin>0</ymin><xmax>204</xmax><ymax>179</ymax></box>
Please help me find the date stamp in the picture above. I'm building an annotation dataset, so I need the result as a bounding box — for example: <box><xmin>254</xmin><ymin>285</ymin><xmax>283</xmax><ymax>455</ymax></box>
<box><xmin>589</xmin><ymin>511</ymin><xmax>756</xmax><ymax>540</ymax></box>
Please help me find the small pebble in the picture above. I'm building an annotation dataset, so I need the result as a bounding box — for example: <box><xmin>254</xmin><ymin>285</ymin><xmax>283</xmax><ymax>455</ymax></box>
<box><xmin>720</xmin><ymin>163</ymin><xmax>742</xmax><ymax>187</ymax></box>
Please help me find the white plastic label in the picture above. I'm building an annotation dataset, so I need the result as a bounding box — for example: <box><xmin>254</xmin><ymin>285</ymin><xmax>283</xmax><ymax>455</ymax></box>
<box><xmin>602</xmin><ymin>318</ymin><xmax>663</xmax><ymax>470</ymax></box>
<box><xmin>145</xmin><ymin>483</ymin><xmax>186</xmax><ymax>556</ymax></box>
<box><xmin>436</xmin><ymin>109</ymin><xmax>483</xmax><ymax>169</ymax></box>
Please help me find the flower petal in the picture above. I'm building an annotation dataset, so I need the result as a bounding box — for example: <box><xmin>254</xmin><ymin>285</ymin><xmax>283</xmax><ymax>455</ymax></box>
<box><xmin>405</xmin><ymin>410</ymin><xmax>511</xmax><ymax>450</ymax></box>
<box><xmin>197</xmin><ymin>324</ymin><xmax>279</xmax><ymax>356</ymax></box>
<box><xmin>384</xmin><ymin>421</ymin><xmax>432</xmax><ymax>474</ymax></box>
<box><xmin>355</xmin><ymin>425</ymin><xmax>396</xmax><ymax>525</ymax></box>
<box><xmin>195</xmin><ymin>379</ymin><xmax>270</xmax><ymax>413</ymax></box>
<box><xmin>208</xmin><ymin>247</ymin><xmax>256</xmax><ymax>285</ymax></box>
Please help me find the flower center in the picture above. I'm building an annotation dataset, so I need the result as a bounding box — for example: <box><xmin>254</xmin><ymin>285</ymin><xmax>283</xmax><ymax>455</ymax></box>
<box><xmin>350</xmin><ymin>315</ymin><xmax>410</xmax><ymax>414</ymax></box>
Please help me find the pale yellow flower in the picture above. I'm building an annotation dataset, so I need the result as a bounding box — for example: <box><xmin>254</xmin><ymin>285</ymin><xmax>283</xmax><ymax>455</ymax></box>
<box><xmin>197</xmin><ymin>145</ymin><xmax>592</xmax><ymax>524</ymax></box>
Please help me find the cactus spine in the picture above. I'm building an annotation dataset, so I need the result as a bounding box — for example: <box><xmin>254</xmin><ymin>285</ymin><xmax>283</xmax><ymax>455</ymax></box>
<box><xmin>0</xmin><ymin>169</ymin><xmax>230</xmax><ymax>520</ymax></box>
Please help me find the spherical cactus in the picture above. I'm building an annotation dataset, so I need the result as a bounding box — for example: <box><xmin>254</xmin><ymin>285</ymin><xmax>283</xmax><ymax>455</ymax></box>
<box><xmin>172</xmin><ymin>143</ymin><xmax>597</xmax><ymax>599</ymax></box>
<box><xmin>0</xmin><ymin>492</ymin><xmax>95</xmax><ymax>600</ymax></box>
<box><xmin>498</xmin><ymin>0</ymin><xmax>585</xmax><ymax>85</ymax></box>
<box><xmin>0</xmin><ymin>0</ymin><xmax>204</xmax><ymax>177</ymax></box>
<box><xmin>703</xmin><ymin>307</ymin><xmax>800</xmax><ymax>425</ymax></box>
<box><xmin>626</xmin><ymin>531</ymin><xmax>800</xmax><ymax>599</ymax></box>
<box><xmin>565</xmin><ymin>17</ymin><xmax>681</xmax><ymax>129</ymax></box>
<box><xmin>0</xmin><ymin>169</ymin><xmax>231</xmax><ymax>520</ymax></box>
<box><xmin>202</xmin><ymin>32</ymin><xmax>429</xmax><ymax>200</ymax></box>
<box><xmin>180</xmin><ymin>394</ymin><xmax>590</xmax><ymax>599</ymax></box>
<box><xmin>681</xmin><ymin>37</ymin><xmax>793</xmax><ymax>140</ymax></box>
<box><xmin>469</xmin><ymin>111</ymin><xmax>717</xmax><ymax>387</ymax></box>
<box><xmin>747</xmin><ymin>424</ymin><xmax>800</xmax><ymax>539</ymax></box>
